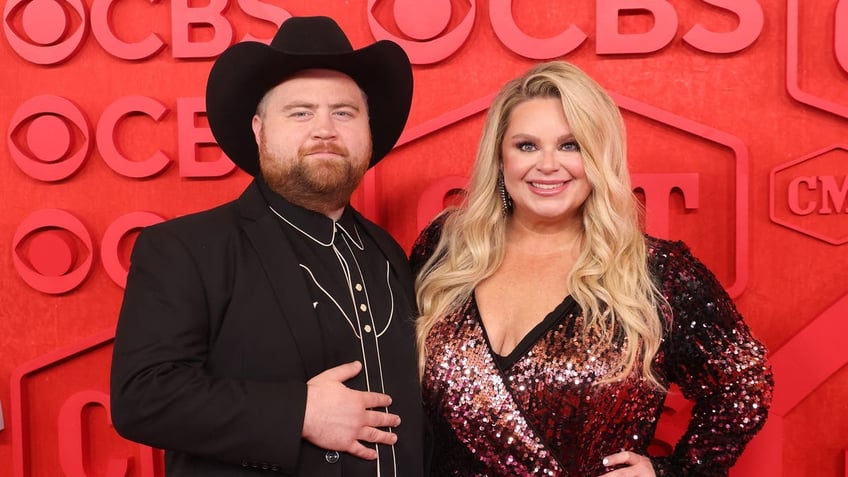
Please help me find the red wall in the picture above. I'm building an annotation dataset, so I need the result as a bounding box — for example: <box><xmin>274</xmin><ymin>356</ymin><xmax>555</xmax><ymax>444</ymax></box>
<box><xmin>2</xmin><ymin>0</ymin><xmax>847</xmax><ymax>475</ymax></box>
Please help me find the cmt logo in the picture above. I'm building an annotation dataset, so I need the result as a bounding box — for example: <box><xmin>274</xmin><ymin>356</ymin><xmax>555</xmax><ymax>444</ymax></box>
<box><xmin>410</xmin><ymin>91</ymin><xmax>750</xmax><ymax>298</ymax></box>
<box><xmin>770</xmin><ymin>144</ymin><xmax>848</xmax><ymax>245</ymax></box>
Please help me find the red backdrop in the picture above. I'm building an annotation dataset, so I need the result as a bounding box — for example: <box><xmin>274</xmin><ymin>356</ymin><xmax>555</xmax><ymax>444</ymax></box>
<box><xmin>2</xmin><ymin>0</ymin><xmax>847</xmax><ymax>475</ymax></box>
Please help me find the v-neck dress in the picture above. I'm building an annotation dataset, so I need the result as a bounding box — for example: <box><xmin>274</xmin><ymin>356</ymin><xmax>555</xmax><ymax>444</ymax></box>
<box><xmin>411</xmin><ymin>215</ymin><xmax>773</xmax><ymax>477</ymax></box>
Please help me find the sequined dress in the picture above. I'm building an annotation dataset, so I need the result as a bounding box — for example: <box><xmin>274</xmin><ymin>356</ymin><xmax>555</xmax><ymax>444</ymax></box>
<box><xmin>411</xmin><ymin>219</ymin><xmax>773</xmax><ymax>477</ymax></box>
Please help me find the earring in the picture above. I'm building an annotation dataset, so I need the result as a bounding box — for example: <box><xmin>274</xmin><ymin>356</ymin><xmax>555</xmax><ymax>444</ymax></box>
<box><xmin>498</xmin><ymin>173</ymin><xmax>513</xmax><ymax>216</ymax></box>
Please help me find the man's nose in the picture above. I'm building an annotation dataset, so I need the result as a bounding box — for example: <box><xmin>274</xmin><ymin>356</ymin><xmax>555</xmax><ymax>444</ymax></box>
<box><xmin>311</xmin><ymin>112</ymin><xmax>337</xmax><ymax>140</ymax></box>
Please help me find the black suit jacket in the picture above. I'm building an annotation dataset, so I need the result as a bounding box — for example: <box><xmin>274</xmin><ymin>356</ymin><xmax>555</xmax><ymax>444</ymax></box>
<box><xmin>110</xmin><ymin>180</ymin><xmax>425</xmax><ymax>476</ymax></box>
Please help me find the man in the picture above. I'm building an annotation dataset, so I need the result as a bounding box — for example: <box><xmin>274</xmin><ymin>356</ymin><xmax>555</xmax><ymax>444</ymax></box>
<box><xmin>110</xmin><ymin>16</ymin><xmax>425</xmax><ymax>476</ymax></box>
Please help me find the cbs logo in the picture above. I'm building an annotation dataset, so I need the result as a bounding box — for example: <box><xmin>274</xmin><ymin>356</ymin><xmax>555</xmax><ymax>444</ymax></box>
<box><xmin>7</xmin><ymin>95</ymin><xmax>233</xmax><ymax>182</ymax></box>
<box><xmin>368</xmin><ymin>0</ymin><xmax>765</xmax><ymax>63</ymax></box>
<box><xmin>3</xmin><ymin>0</ymin><xmax>292</xmax><ymax>64</ymax></box>
<box><xmin>4</xmin><ymin>0</ymin><xmax>768</xmax><ymax>65</ymax></box>
<box><xmin>12</xmin><ymin>209</ymin><xmax>164</xmax><ymax>294</ymax></box>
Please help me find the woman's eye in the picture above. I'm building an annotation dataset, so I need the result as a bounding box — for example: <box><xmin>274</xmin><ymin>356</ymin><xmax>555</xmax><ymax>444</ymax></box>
<box><xmin>561</xmin><ymin>141</ymin><xmax>581</xmax><ymax>151</ymax></box>
<box><xmin>517</xmin><ymin>142</ymin><xmax>536</xmax><ymax>152</ymax></box>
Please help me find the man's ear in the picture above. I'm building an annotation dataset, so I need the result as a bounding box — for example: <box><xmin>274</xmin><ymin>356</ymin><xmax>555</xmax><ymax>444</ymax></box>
<box><xmin>251</xmin><ymin>114</ymin><xmax>262</xmax><ymax>145</ymax></box>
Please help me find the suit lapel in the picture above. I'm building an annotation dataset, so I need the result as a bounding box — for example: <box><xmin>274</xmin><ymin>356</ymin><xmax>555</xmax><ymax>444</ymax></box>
<box><xmin>238</xmin><ymin>182</ymin><xmax>326</xmax><ymax>379</ymax></box>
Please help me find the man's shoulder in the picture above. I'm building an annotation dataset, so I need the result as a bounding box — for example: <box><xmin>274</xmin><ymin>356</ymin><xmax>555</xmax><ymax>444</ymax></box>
<box><xmin>128</xmin><ymin>198</ymin><xmax>251</xmax><ymax>269</ymax></box>
<box><xmin>145</xmin><ymin>199</ymin><xmax>241</xmax><ymax>237</ymax></box>
<box><xmin>142</xmin><ymin>181</ymin><xmax>262</xmax><ymax>239</ymax></box>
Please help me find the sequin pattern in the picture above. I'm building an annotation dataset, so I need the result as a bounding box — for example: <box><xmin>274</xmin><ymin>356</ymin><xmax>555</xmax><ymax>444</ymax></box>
<box><xmin>411</xmin><ymin>219</ymin><xmax>774</xmax><ymax>477</ymax></box>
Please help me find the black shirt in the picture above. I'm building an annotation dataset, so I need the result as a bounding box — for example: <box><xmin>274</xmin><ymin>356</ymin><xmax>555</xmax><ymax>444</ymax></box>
<box><xmin>258</xmin><ymin>178</ymin><xmax>419</xmax><ymax>476</ymax></box>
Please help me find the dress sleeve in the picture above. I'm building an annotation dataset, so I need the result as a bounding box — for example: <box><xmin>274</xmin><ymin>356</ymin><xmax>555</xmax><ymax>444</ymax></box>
<box><xmin>650</xmin><ymin>240</ymin><xmax>774</xmax><ymax>477</ymax></box>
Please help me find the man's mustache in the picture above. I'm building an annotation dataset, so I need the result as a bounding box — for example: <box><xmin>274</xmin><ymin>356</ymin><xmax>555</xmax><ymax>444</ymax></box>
<box><xmin>299</xmin><ymin>142</ymin><xmax>349</xmax><ymax>157</ymax></box>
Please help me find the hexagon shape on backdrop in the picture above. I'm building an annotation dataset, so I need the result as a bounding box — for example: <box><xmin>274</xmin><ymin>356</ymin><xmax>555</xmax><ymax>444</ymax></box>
<box><xmin>786</xmin><ymin>0</ymin><xmax>848</xmax><ymax>119</ymax></box>
<box><xmin>400</xmin><ymin>91</ymin><xmax>750</xmax><ymax>298</ymax></box>
<box><xmin>10</xmin><ymin>330</ymin><xmax>160</xmax><ymax>477</ymax></box>
<box><xmin>770</xmin><ymin>144</ymin><xmax>848</xmax><ymax>245</ymax></box>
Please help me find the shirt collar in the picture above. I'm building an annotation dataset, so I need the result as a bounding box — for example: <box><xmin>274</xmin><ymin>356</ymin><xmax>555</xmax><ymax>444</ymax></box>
<box><xmin>258</xmin><ymin>176</ymin><xmax>362</xmax><ymax>248</ymax></box>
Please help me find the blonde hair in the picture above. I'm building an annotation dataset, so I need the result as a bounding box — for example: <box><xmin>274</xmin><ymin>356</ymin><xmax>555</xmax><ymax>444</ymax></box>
<box><xmin>415</xmin><ymin>61</ymin><xmax>668</xmax><ymax>387</ymax></box>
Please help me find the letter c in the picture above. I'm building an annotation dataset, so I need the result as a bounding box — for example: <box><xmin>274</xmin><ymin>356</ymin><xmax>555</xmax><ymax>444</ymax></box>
<box><xmin>58</xmin><ymin>391</ymin><xmax>128</xmax><ymax>477</ymax></box>
<box><xmin>788</xmin><ymin>176</ymin><xmax>817</xmax><ymax>215</ymax></box>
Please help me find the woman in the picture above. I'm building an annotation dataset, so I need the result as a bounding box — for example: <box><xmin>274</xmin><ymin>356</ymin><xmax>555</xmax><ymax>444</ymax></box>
<box><xmin>411</xmin><ymin>61</ymin><xmax>773</xmax><ymax>476</ymax></box>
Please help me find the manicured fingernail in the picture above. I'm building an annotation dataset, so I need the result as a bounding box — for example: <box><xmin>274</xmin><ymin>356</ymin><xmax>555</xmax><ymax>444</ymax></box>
<box><xmin>602</xmin><ymin>458</ymin><xmax>609</xmax><ymax>466</ymax></box>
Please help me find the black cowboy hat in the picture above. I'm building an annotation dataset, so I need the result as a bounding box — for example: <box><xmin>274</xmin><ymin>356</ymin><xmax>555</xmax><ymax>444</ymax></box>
<box><xmin>205</xmin><ymin>16</ymin><xmax>413</xmax><ymax>176</ymax></box>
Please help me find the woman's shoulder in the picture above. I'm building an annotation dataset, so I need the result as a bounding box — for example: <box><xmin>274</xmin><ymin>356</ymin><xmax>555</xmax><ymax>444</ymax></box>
<box><xmin>644</xmin><ymin>234</ymin><xmax>699</xmax><ymax>274</ymax></box>
<box><xmin>644</xmin><ymin>234</ymin><xmax>725</xmax><ymax>297</ymax></box>
<box><xmin>410</xmin><ymin>209</ymin><xmax>455</xmax><ymax>276</ymax></box>
<box><xmin>644</xmin><ymin>234</ymin><xmax>734</xmax><ymax>316</ymax></box>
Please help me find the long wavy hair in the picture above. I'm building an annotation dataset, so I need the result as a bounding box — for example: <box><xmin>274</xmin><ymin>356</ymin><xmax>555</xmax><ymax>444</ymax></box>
<box><xmin>415</xmin><ymin>61</ymin><xmax>668</xmax><ymax>388</ymax></box>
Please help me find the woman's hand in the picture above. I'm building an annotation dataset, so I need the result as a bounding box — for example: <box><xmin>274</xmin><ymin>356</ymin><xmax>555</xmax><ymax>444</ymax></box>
<box><xmin>598</xmin><ymin>450</ymin><xmax>656</xmax><ymax>477</ymax></box>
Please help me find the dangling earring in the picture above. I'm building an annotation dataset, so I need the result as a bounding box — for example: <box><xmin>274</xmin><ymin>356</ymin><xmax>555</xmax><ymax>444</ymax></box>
<box><xmin>498</xmin><ymin>173</ymin><xmax>513</xmax><ymax>216</ymax></box>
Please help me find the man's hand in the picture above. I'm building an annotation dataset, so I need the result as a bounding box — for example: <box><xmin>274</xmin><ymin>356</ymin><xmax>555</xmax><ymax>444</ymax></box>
<box><xmin>302</xmin><ymin>361</ymin><xmax>400</xmax><ymax>460</ymax></box>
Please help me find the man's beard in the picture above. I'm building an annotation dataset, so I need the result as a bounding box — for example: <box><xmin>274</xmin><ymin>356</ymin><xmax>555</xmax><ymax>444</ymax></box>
<box><xmin>259</xmin><ymin>139</ymin><xmax>370</xmax><ymax>216</ymax></box>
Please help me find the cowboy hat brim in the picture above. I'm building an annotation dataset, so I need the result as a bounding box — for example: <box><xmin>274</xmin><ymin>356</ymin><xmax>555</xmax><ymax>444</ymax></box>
<box><xmin>206</xmin><ymin>36</ymin><xmax>412</xmax><ymax>176</ymax></box>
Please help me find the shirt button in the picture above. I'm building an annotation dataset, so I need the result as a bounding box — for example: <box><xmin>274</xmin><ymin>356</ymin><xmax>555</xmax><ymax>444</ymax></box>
<box><xmin>355</xmin><ymin>283</ymin><xmax>363</xmax><ymax>291</ymax></box>
<box><xmin>359</xmin><ymin>304</ymin><xmax>367</xmax><ymax>312</ymax></box>
<box><xmin>363</xmin><ymin>324</ymin><xmax>372</xmax><ymax>333</ymax></box>
<box><xmin>325</xmin><ymin>450</ymin><xmax>340</xmax><ymax>464</ymax></box>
